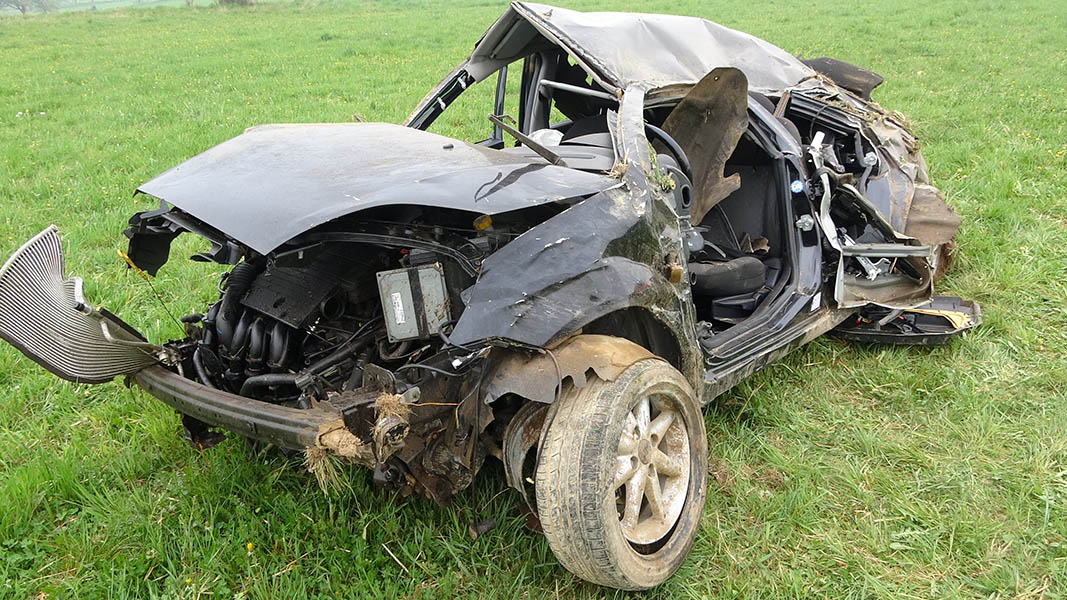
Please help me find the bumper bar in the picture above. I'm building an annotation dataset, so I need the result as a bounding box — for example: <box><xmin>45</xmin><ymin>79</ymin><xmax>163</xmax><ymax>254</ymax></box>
<box><xmin>134</xmin><ymin>365</ymin><xmax>343</xmax><ymax>449</ymax></box>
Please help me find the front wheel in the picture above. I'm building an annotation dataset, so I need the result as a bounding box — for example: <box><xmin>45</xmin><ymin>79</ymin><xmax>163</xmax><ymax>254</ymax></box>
<box><xmin>535</xmin><ymin>358</ymin><xmax>707</xmax><ymax>590</ymax></box>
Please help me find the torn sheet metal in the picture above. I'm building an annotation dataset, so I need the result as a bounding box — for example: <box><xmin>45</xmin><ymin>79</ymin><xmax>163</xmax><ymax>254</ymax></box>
<box><xmin>831</xmin><ymin>296</ymin><xmax>981</xmax><ymax>346</ymax></box>
<box><xmin>660</xmin><ymin>68</ymin><xmax>749</xmax><ymax>224</ymax></box>
<box><xmin>808</xmin><ymin>134</ymin><xmax>934</xmax><ymax>309</ymax></box>
<box><xmin>783</xmin><ymin>89</ymin><xmax>961</xmax><ymax>261</ymax></box>
<box><xmin>448</xmin><ymin>186</ymin><xmax>657</xmax><ymax>347</ymax></box>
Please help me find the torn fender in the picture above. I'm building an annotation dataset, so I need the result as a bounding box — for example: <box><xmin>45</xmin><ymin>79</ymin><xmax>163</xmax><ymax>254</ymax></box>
<box><xmin>449</xmin><ymin>186</ymin><xmax>668</xmax><ymax>348</ymax></box>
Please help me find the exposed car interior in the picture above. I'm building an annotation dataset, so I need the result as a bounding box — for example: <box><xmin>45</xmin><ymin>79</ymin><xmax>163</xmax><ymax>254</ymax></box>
<box><xmin>458</xmin><ymin>51</ymin><xmax>789</xmax><ymax>335</ymax></box>
<box><xmin>689</xmin><ymin>132</ymin><xmax>786</xmax><ymax>330</ymax></box>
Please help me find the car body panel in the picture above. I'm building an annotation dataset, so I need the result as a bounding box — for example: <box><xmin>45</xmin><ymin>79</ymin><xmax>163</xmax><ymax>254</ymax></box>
<box><xmin>458</xmin><ymin>2</ymin><xmax>815</xmax><ymax>94</ymax></box>
<box><xmin>136</xmin><ymin>122</ymin><xmax>616</xmax><ymax>255</ymax></box>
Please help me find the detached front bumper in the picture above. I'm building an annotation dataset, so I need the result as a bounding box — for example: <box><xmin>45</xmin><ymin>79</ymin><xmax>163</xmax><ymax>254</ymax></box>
<box><xmin>0</xmin><ymin>226</ymin><xmax>160</xmax><ymax>383</ymax></box>
<box><xmin>0</xmin><ymin>227</ymin><xmax>347</xmax><ymax>451</ymax></box>
<box><xmin>133</xmin><ymin>366</ymin><xmax>344</xmax><ymax>449</ymax></box>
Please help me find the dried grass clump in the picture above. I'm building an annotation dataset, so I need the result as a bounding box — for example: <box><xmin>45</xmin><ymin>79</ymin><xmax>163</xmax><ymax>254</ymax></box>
<box><xmin>374</xmin><ymin>392</ymin><xmax>412</xmax><ymax>420</ymax></box>
<box><xmin>303</xmin><ymin>445</ymin><xmax>344</xmax><ymax>496</ymax></box>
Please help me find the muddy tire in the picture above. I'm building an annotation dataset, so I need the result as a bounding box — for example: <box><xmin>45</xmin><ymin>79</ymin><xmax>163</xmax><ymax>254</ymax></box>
<box><xmin>535</xmin><ymin>358</ymin><xmax>707</xmax><ymax>590</ymax></box>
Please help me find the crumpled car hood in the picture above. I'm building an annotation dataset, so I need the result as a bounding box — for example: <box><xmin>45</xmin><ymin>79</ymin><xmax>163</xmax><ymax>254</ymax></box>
<box><xmin>136</xmin><ymin>122</ymin><xmax>615</xmax><ymax>254</ymax></box>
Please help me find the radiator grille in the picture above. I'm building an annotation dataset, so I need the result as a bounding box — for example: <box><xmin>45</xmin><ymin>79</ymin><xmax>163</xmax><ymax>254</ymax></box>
<box><xmin>0</xmin><ymin>226</ymin><xmax>160</xmax><ymax>383</ymax></box>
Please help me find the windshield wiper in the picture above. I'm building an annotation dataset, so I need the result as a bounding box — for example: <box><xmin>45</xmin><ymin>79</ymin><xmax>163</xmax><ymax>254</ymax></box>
<box><xmin>488</xmin><ymin>114</ymin><xmax>568</xmax><ymax>168</ymax></box>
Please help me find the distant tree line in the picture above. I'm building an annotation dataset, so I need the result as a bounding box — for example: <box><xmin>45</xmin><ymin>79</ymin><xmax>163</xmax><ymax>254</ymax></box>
<box><xmin>1</xmin><ymin>0</ymin><xmax>58</xmax><ymax>13</ymax></box>
<box><xmin>0</xmin><ymin>0</ymin><xmax>257</xmax><ymax>12</ymax></box>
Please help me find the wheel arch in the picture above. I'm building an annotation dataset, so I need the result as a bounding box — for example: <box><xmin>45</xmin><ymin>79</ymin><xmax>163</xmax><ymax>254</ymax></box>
<box><xmin>488</xmin><ymin>327</ymin><xmax>679</xmax><ymax>511</ymax></box>
<box><xmin>582</xmin><ymin>307</ymin><xmax>684</xmax><ymax>374</ymax></box>
<box><xmin>482</xmin><ymin>332</ymin><xmax>662</xmax><ymax>406</ymax></box>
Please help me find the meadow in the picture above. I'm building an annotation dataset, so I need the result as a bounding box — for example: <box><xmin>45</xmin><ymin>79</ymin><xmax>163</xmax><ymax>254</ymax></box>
<box><xmin>1</xmin><ymin>0</ymin><xmax>1065</xmax><ymax>597</ymax></box>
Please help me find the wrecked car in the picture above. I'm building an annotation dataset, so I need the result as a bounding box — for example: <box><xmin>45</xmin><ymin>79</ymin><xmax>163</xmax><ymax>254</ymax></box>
<box><xmin>0</xmin><ymin>3</ymin><xmax>979</xmax><ymax>590</ymax></box>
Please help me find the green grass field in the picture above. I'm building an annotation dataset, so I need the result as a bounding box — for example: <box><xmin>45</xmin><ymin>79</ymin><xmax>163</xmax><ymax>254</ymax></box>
<box><xmin>1</xmin><ymin>0</ymin><xmax>1065</xmax><ymax>597</ymax></box>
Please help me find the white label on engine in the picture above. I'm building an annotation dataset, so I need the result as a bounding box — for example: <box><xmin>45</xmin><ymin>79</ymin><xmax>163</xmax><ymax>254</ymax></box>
<box><xmin>390</xmin><ymin>292</ymin><xmax>407</xmax><ymax>324</ymax></box>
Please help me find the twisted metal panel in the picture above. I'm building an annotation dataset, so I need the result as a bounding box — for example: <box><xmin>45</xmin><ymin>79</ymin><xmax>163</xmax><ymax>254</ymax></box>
<box><xmin>0</xmin><ymin>226</ymin><xmax>159</xmax><ymax>383</ymax></box>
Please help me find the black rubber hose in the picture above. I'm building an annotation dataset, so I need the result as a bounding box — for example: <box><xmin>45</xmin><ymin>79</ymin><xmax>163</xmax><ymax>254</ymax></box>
<box><xmin>306</xmin><ymin>336</ymin><xmax>373</xmax><ymax>376</ymax></box>
<box><xmin>239</xmin><ymin>373</ymin><xmax>299</xmax><ymax>397</ymax></box>
<box><xmin>201</xmin><ymin>302</ymin><xmax>220</xmax><ymax>349</ymax></box>
<box><xmin>215</xmin><ymin>261</ymin><xmax>263</xmax><ymax>352</ymax></box>
<box><xmin>239</xmin><ymin>336</ymin><xmax>373</xmax><ymax>397</ymax></box>
<box><xmin>193</xmin><ymin>348</ymin><xmax>215</xmax><ymax>388</ymax></box>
